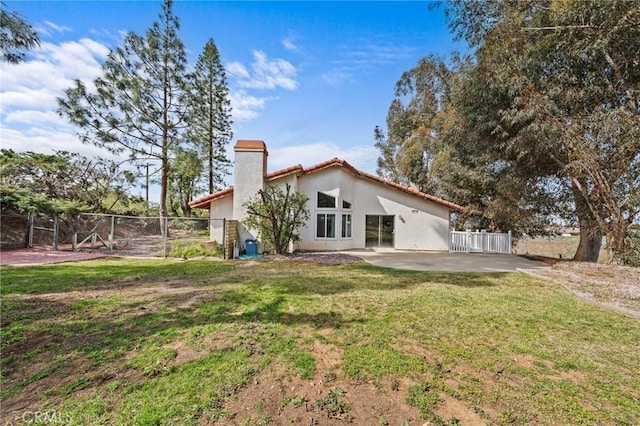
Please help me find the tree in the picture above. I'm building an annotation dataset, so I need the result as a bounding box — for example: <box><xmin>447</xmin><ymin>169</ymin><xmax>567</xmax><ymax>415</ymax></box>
<box><xmin>0</xmin><ymin>149</ymin><xmax>134</xmax><ymax>215</ymax></box>
<box><xmin>444</xmin><ymin>0</ymin><xmax>640</xmax><ymax>263</ymax></box>
<box><xmin>374</xmin><ymin>55</ymin><xmax>553</xmax><ymax>237</ymax></box>
<box><xmin>243</xmin><ymin>184</ymin><xmax>310</xmax><ymax>255</ymax></box>
<box><xmin>58</xmin><ymin>0</ymin><xmax>190</xmax><ymax>227</ymax></box>
<box><xmin>168</xmin><ymin>148</ymin><xmax>202</xmax><ymax>217</ymax></box>
<box><xmin>187</xmin><ymin>38</ymin><xmax>232</xmax><ymax>195</ymax></box>
<box><xmin>374</xmin><ymin>56</ymin><xmax>453</xmax><ymax>196</ymax></box>
<box><xmin>0</xmin><ymin>2</ymin><xmax>40</xmax><ymax>63</ymax></box>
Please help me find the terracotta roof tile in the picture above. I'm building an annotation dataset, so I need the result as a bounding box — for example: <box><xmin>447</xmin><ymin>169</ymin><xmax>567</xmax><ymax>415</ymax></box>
<box><xmin>188</xmin><ymin>187</ymin><xmax>233</xmax><ymax>209</ymax></box>
<box><xmin>234</xmin><ymin>140</ymin><xmax>267</xmax><ymax>152</ymax></box>
<box><xmin>190</xmin><ymin>157</ymin><xmax>465</xmax><ymax>212</ymax></box>
<box><xmin>298</xmin><ymin>158</ymin><xmax>464</xmax><ymax>211</ymax></box>
<box><xmin>265</xmin><ymin>164</ymin><xmax>304</xmax><ymax>181</ymax></box>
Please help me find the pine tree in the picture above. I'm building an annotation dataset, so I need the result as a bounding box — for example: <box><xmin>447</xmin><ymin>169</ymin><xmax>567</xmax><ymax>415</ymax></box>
<box><xmin>187</xmin><ymin>38</ymin><xmax>232</xmax><ymax>195</ymax></box>
<box><xmin>58</xmin><ymin>0</ymin><xmax>190</xmax><ymax>227</ymax></box>
<box><xmin>0</xmin><ymin>2</ymin><xmax>40</xmax><ymax>63</ymax></box>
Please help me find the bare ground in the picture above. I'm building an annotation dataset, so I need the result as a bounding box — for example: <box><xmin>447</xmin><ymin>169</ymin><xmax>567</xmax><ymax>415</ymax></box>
<box><xmin>521</xmin><ymin>261</ymin><xmax>640</xmax><ymax>318</ymax></box>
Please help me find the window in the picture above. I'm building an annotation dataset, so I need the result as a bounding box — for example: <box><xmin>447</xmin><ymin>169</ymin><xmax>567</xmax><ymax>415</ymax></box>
<box><xmin>317</xmin><ymin>192</ymin><xmax>336</xmax><ymax>208</ymax></box>
<box><xmin>317</xmin><ymin>214</ymin><xmax>336</xmax><ymax>238</ymax></box>
<box><xmin>341</xmin><ymin>214</ymin><xmax>352</xmax><ymax>238</ymax></box>
<box><xmin>342</xmin><ymin>200</ymin><xmax>352</xmax><ymax>209</ymax></box>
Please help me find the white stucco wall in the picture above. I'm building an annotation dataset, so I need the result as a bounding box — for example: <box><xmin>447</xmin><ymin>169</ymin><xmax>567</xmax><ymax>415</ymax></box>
<box><xmin>232</xmin><ymin>149</ymin><xmax>266</xmax><ymax>222</ymax></box>
<box><xmin>289</xmin><ymin>168</ymin><xmax>451</xmax><ymax>251</ymax></box>
<box><xmin>209</xmin><ymin>196</ymin><xmax>233</xmax><ymax>243</ymax></box>
<box><xmin>210</xmin><ymin>164</ymin><xmax>453</xmax><ymax>253</ymax></box>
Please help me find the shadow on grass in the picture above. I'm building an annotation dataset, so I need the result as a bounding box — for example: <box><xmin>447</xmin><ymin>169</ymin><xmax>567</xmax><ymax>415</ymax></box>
<box><xmin>0</xmin><ymin>259</ymin><xmax>235</xmax><ymax>295</ymax></box>
<box><xmin>268</xmin><ymin>263</ymin><xmax>501</xmax><ymax>296</ymax></box>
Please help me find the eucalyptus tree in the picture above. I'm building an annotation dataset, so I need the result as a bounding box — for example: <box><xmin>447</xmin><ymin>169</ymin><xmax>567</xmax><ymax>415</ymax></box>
<box><xmin>58</xmin><ymin>0</ymin><xmax>190</xmax><ymax>226</ymax></box>
<box><xmin>374</xmin><ymin>55</ymin><xmax>453</xmax><ymax>196</ymax></box>
<box><xmin>444</xmin><ymin>0</ymin><xmax>640</xmax><ymax>262</ymax></box>
<box><xmin>0</xmin><ymin>2</ymin><xmax>40</xmax><ymax>63</ymax></box>
<box><xmin>186</xmin><ymin>38</ymin><xmax>233</xmax><ymax>195</ymax></box>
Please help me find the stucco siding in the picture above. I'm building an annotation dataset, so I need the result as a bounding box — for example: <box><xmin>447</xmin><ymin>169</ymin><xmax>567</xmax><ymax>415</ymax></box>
<box><xmin>203</xmin><ymin>161</ymin><xmax>454</xmax><ymax>253</ymax></box>
<box><xmin>209</xmin><ymin>196</ymin><xmax>233</xmax><ymax>243</ymax></box>
<box><xmin>293</xmin><ymin>168</ymin><xmax>450</xmax><ymax>251</ymax></box>
<box><xmin>232</xmin><ymin>150</ymin><xmax>266</xmax><ymax>222</ymax></box>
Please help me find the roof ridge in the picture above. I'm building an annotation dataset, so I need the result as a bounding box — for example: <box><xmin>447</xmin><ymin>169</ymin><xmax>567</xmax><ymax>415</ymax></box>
<box><xmin>190</xmin><ymin>156</ymin><xmax>465</xmax><ymax>212</ymax></box>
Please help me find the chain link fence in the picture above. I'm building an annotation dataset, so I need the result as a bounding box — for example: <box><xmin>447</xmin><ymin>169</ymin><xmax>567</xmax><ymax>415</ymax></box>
<box><xmin>73</xmin><ymin>213</ymin><xmax>226</xmax><ymax>258</ymax></box>
<box><xmin>0</xmin><ymin>212</ymin><xmax>225</xmax><ymax>259</ymax></box>
<box><xmin>1</xmin><ymin>213</ymin><xmax>31</xmax><ymax>249</ymax></box>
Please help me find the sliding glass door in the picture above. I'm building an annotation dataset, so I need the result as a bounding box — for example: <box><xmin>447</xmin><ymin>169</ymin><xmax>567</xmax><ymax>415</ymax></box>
<box><xmin>365</xmin><ymin>215</ymin><xmax>394</xmax><ymax>248</ymax></box>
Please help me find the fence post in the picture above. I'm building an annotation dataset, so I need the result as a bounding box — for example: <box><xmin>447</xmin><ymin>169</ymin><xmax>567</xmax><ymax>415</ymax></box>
<box><xmin>53</xmin><ymin>216</ymin><xmax>59</xmax><ymax>250</ymax></box>
<box><xmin>222</xmin><ymin>218</ymin><xmax>226</xmax><ymax>259</ymax></box>
<box><xmin>481</xmin><ymin>230</ymin><xmax>486</xmax><ymax>253</ymax></box>
<box><xmin>163</xmin><ymin>217</ymin><xmax>168</xmax><ymax>258</ymax></box>
<box><xmin>508</xmin><ymin>230</ymin><xmax>512</xmax><ymax>254</ymax></box>
<box><xmin>26</xmin><ymin>212</ymin><xmax>33</xmax><ymax>248</ymax></box>
<box><xmin>109</xmin><ymin>215</ymin><xmax>116</xmax><ymax>252</ymax></box>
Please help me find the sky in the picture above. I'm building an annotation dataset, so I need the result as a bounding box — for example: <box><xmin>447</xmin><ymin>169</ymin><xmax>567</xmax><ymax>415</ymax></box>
<box><xmin>0</xmin><ymin>1</ymin><xmax>466</xmax><ymax>201</ymax></box>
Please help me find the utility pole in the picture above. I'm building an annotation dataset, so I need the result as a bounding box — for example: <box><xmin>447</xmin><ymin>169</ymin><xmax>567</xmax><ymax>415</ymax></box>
<box><xmin>145</xmin><ymin>163</ymin><xmax>150</xmax><ymax>211</ymax></box>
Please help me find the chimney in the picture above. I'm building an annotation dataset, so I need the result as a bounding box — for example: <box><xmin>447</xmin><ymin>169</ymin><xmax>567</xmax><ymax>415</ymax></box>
<box><xmin>233</xmin><ymin>140</ymin><xmax>268</xmax><ymax>221</ymax></box>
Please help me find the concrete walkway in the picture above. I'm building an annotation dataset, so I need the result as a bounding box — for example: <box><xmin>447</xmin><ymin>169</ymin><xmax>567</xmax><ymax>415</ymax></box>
<box><xmin>344</xmin><ymin>250</ymin><xmax>549</xmax><ymax>272</ymax></box>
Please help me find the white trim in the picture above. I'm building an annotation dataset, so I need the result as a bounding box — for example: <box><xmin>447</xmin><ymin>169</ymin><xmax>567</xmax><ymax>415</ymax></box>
<box><xmin>315</xmin><ymin>212</ymin><xmax>337</xmax><ymax>240</ymax></box>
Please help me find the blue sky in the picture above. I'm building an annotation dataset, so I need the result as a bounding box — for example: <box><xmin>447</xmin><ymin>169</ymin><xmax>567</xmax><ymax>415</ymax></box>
<box><xmin>1</xmin><ymin>1</ymin><xmax>466</xmax><ymax>200</ymax></box>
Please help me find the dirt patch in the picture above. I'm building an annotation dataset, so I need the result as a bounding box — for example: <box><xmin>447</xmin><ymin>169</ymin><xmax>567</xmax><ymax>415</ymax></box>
<box><xmin>0</xmin><ymin>247</ymin><xmax>106</xmax><ymax>266</ymax></box>
<box><xmin>218</xmin><ymin>373</ymin><xmax>427</xmax><ymax>425</ymax></box>
<box><xmin>269</xmin><ymin>252</ymin><xmax>364</xmax><ymax>265</ymax></box>
<box><xmin>521</xmin><ymin>261</ymin><xmax>640</xmax><ymax>317</ymax></box>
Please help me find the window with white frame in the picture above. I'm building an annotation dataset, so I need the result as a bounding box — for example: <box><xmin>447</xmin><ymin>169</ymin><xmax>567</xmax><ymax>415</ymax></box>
<box><xmin>342</xmin><ymin>200</ymin><xmax>352</xmax><ymax>209</ymax></box>
<box><xmin>317</xmin><ymin>192</ymin><xmax>336</xmax><ymax>208</ymax></box>
<box><xmin>317</xmin><ymin>213</ymin><xmax>336</xmax><ymax>238</ymax></box>
<box><xmin>341</xmin><ymin>214</ymin><xmax>352</xmax><ymax>238</ymax></box>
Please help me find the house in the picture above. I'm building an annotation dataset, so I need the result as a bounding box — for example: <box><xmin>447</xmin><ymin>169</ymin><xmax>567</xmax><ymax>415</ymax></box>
<box><xmin>189</xmin><ymin>140</ymin><xmax>464</xmax><ymax>254</ymax></box>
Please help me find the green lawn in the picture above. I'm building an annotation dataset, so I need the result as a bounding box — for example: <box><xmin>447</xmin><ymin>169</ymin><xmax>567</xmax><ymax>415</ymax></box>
<box><xmin>1</xmin><ymin>258</ymin><xmax>638</xmax><ymax>425</ymax></box>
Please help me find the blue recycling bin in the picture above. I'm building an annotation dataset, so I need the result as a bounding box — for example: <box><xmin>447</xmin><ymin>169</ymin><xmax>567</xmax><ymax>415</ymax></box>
<box><xmin>245</xmin><ymin>239</ymin><xmax>257</xmax><ymax>255</ymax></box>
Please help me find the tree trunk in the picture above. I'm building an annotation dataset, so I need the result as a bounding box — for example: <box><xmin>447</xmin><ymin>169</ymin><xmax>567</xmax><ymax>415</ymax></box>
<box><xmin>572</xmin><ymin>184</ymin><xmax>602</xmax><ymax>262</ymax></box>
<box><xmin>160</xmin><ymin>155</ymin><xmax>168</xmax><ymax>236</ymax></box>
<box><xmin>604</xmin><ymin>222</ymin><xmax>628</xmax><ymax>264</ymax></box>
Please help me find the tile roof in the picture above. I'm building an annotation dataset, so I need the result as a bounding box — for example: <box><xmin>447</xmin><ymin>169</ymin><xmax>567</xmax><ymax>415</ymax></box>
<box><xmin>189</xmin><ymin>187</ymin><xmax>234</xmax><ymax>209</ymax></box>
<box><xmin>189</xmin><ymin>158</ymin><xmax>465</xmax><ymax>212</ymax></box>
<box><xmin>234</xmin><ymin>140</ymin><xmax>268</xmax><ymax>152</ymax></box>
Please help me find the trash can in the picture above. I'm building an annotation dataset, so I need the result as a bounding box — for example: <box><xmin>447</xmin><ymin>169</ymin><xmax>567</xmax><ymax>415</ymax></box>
<box><xmin>245</xmin><ymin>239</ymin><xmax>257</xmax><ymax>255</ymax></box>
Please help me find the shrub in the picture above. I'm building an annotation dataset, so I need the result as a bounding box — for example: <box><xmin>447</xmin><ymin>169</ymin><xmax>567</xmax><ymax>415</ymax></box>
<box><xmin>171</xmin><ymin>241</ymin><xmax>221</xmax><ymax>259</ymax></box>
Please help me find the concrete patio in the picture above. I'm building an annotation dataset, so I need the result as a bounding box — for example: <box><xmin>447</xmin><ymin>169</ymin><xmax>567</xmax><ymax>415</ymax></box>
<box><xmin>344</xmin><ymin>249</ymin><xmax>549</xmax><ymax>272</ymax></box>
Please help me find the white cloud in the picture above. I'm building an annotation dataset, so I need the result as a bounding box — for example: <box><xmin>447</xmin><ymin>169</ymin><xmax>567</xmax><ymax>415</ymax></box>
<box><xmin>3</xmin><ymin>110</ymin><xmax>62</xmax><ymax>127</ymax></box>
<box><xmin>44</xmin><ymin>21</ymin><xmax>72</xmax><ymax>33</ymax></box>
<box><xmin>281</xmin><ymin>34</ymin><xmax>300</xmax><ymax>52</ymax></box>
<box><xmin>35</xmin><ymin>20</ymin><xmax>73</xmax><ymax>37</ymax></box>
<box><xmin>318</xmin><ymin>41</ymin><xmax>417</xmax><ymax>87</ymax></box>
<box><xmin>0</xmin><ymin>126</ymin><xmax>117</xmax><ymax>160</ymax></box>
<box><xmin>228</xmin><ymin>50</ymin><xmax>297</xmax><ymax>90</ymax></box>
<box><xmin>227</xmin><ymin>61</ymin><xmax>250</xmax><ymax>80</ymax></box>
<box><xmin>229</xmin><ymin>89</ymin><xmax>269</xmax><ymax>121</ymax></box>
<box><xmin>269</xmin><ymin>142</ymin><xmax>379</xmax><ymax>175</ymax></box>
<box><xmin>321</xmin><ymin>69</ymin><xmax>352</xmax><ymax>87</ymax></box>
<box><xmin>0</xmin><ymin>37</ymin><xmax>110</xmax><ymax>156</ymax></box>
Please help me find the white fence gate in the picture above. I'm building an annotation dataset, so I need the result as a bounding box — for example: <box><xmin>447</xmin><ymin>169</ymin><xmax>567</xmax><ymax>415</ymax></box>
<box><xmin>449</xmin><ymin>230</ymin><xmax>512</xmax><ymax>254</ymax></box>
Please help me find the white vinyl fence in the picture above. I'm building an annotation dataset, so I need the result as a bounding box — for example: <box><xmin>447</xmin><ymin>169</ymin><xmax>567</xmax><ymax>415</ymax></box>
<box><xmin>449</xmin><ymin>230</ymin><xmax>512</xmax><ymax>254</ymax></box>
